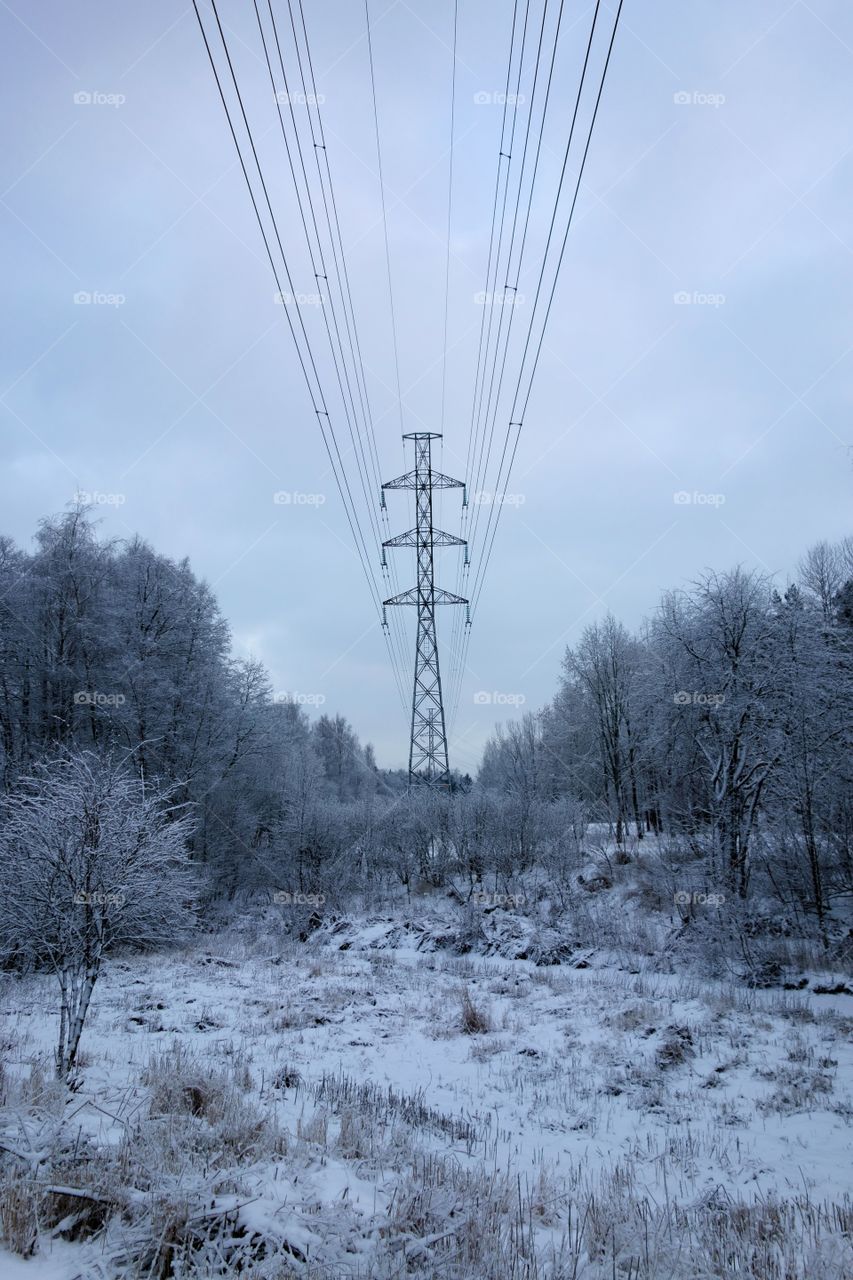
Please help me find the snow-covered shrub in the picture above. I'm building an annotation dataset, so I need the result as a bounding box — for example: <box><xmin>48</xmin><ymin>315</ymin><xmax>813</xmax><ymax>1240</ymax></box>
<box><xmin>143</xmin><ymin>1042</ymin><xmax>278</xmax><ymax>1162</ymax></box>
<box><xmin>145</xmin><ymin>1043</ymin><xmax>235</xmax><ymax>1124</ymax></box>
<box><xmin>655</xmin><ymin>1024</ymin><xmax>695</xmax><ymax>1069</ymax></box>
<box><xmin>0</xmin><ymin>1168</ymin><xmax>36</xmax><ymax>1257</ymax></box>
<box><xmin>459</xmin><ymin>987</ymin><xmax>491</xmax><ymax>1034</ymax></box>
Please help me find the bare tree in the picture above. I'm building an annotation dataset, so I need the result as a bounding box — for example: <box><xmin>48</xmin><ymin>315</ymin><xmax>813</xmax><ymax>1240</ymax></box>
<box><xmin>656</xmin><ymin>569</ymin><xmax>776</xmax><ymax>897</ymax></box>
<box><xmin>765</xmin><ymin>586</ymin><xmax>853</xmax><ymax>939</ymax></box>
<box><xmin>0</xmin><ymin>751</ymin><xmax>196</xmax><ymax>1076</ymax></box>
<box><xmin>798</xmin><ymin>539</ymin><xmax>845</xmax><ymax>627</ymax></box>
<box><xmin>562</xmin><ymin>616</ymin><xmax>645</xmax><ymax>844</ymax></box>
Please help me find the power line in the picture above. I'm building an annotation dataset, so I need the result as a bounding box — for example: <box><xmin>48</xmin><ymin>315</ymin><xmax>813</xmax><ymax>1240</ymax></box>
<box><xmin>472</xmin><ymin>0</ymin><xmax>624</xmax><ymax>614</ymax></box>
<box><xmin>439</xmin><ymin>0</ymin><xmax>458</xmax><ymax>437</ymax></box>
<box><xmin>436</xmin><ymin>0</ymin><xmax>459</xmax><ymax>670</ymax></box>
<box><xmin>193</xmin><ymin>0</ymin><xmax>408</xmax><ymax>713</ymax></box>
<box><xmin>448</xmin><ymin>0</ymin><xmax>557</xmax><ymax>724</ymax></box>
<box><xmin>450</xmin><ymin>0</ymin><xmax>625</xmax><ymax>730</ymax></box>
<box><xmin>254</xmin><ymin>0</ymin><xmax>381</xmax><ymax>558</ymax></box>
<box><xmin>466</xmin><ymin>0</ymin><xmax>565</xmax><ymax>565</ymax></box>
<box><xmin>196</xmin><ymin>0</ymin><xmax>624</xmax><ymax>749</ymax></box>
<box><xmin>449</xmin><ymin>0</ymin><xmax>568</xmax><ymax>728</ymax></box>
<box><xmin>460</xmin><ymin>0</ymin><xmax>526</xmax><ymax>498</ymax></box>
<box><xmin>455</xmin><ymin>0</ymin><xmax>602</xmax><ymax>722</ymax></box>
<box><xmin>446</xmin><ymin>0</ymin><xmax>528</xmax><ymax>719</ymax></box>
<box><xmin>258</xmin><ymin>0</ymin><xmax>411</xmax><ymax>699</ymax></box>
<box><xmin>365</xmin><ymin>0</ymin><xmax>405</xmax><ymax>440</ymax></box>
<box><xmin>466</xmin><ymin>0</ymin><xmax>534</xmax><ymax>517</ymax></box>
<box><xmin>293</xmin><ymin>0</ymin><xmax>413</xmax><ymax>689</ymax></box>
<box><xmin>295</xmin><ymin>0</ymin><xmax>389</xmax><ymax>498</ymax></box>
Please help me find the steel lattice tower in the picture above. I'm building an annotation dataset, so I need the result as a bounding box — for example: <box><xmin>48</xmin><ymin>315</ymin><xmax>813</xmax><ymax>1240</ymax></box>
<box><xmin>382</xmin><ymin>432</ymin><xmax>469</xmax><ymax>786</ymax></box>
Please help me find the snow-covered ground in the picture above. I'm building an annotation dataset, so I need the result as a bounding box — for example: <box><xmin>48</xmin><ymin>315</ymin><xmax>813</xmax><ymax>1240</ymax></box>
<box><xmin>1</xmin><ymin>898</ymin><xmax>852</xmax><ymax>1278</ymax></box>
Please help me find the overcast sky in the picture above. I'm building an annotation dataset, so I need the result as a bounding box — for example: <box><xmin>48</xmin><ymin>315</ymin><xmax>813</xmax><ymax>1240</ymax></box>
<box><xmin>1</xmin><ymin>0</ymin><xmax>851</xmax><ymax>772</ymax></box>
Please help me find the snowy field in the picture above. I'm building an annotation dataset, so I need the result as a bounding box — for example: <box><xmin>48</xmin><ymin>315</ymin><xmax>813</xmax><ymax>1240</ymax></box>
<box><xmin>1</xmin><ymin>899</ymin><xmax>852</xmax><ymax>1279</ymax></box>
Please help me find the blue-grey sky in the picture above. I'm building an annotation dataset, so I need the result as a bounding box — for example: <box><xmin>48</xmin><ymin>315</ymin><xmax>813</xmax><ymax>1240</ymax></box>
<box><xmin>1</xmin><ymin>1</ymin><xmax>851</xmax><ymax>772</ymax></box>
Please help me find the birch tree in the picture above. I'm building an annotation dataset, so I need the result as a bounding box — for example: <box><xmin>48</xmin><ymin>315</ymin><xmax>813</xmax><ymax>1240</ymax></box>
<box><xmin>0</xmin><ymin>751</ymin><xmax>196</xmax><ymax>1076</ymax></box>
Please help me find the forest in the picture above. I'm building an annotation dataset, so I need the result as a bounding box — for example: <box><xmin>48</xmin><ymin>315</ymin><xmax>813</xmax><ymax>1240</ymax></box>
<box><xmin>1</xmin><ymin>508</ymin><xmax>850</xmax><ymax>970</ymax></box>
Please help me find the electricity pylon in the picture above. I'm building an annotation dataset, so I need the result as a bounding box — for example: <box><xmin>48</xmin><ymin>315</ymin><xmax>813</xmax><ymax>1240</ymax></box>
<box><xmin>382</xmin><ymin>432</ymin><xmax>469</xmax><ymax>786</ymax></box>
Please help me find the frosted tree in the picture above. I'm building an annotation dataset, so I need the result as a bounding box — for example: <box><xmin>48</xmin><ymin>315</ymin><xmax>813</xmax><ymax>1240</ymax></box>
<box><xmin>656</xmin><ymin>569</ymin><xmax>776</xmax><ymax>897</ymax></box>
<box><xmin>312</xmin><ymin>713</ymin><xmax>379</xmax><ymax>801</ymax></box>
<box><xmin>0</xmin><ymin>751</ymin><xmax>196</xmax><ymax>1076</ymax></box>
<box><xmin>561</xmin><ymin>616</ymin><xmax>646</xmax><ymax>844</ymax></box>
<box><xmin>798</xmin><ymin>539</ymin><xmax>846</xmax><ymax>627</ymax></box>
<box><xmin>478</xmin><ymin>715</ymin><xmax>566</xmax><ymax>875</ymax></box>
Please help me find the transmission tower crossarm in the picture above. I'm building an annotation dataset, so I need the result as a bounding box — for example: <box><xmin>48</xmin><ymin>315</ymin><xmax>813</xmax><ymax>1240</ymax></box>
<box><xmin>384</xmin><ymin>586</ymin><xmax>468</xmax><ymax>607</ymax></box>
<box><xmin>383</xmin><ymin>528</ymin><xmax>467</xmax><ymax>549</ymax></box>
<box><xmin>382</xmin><ymin>468</ymin><xmax>465</xmax><ymax>492</ymax></box>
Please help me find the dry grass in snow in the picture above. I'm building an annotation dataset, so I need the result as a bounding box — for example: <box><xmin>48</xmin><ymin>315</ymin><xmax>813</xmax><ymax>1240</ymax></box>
<box><xmin>0</xmin><ymin>906</ymin><xmax>851</xmax><ymax>1278</ymax></box>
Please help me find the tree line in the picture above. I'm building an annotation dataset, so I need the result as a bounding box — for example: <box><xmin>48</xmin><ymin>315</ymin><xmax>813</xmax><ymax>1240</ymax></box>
<box><xmin>1</xmin><ymin>509</ymin><xmax>850</xmax><ymax>940</ymax></box>
<box><xmin>480</xmin><ymin>538</ymin><xmax>853</xmax><ymax>942</ymax></box>
<box><xmin>0</xmin><ymin>507</ymin><xmax>387</xmax><ymax>895</ymax></box>
<box><xmin>1</xmin><ymin>510</ymin><xmax>850</xmax><ymax>1073</ymax></box>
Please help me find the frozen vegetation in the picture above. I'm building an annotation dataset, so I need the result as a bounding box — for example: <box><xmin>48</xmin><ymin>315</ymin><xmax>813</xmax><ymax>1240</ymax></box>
<box><xmin>0</xmin><ymin>515</ymin><xmax>850</xmax><ymax>1276</ymax></box>
<box><xmin>0</xmin><ymin>875</ymin><xmax>851</xmax><ymax>1279</ymax></box>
